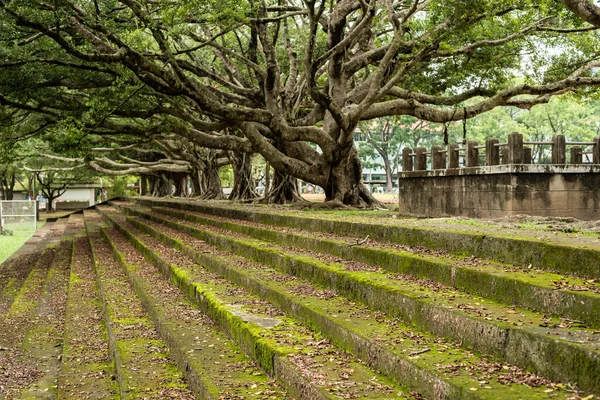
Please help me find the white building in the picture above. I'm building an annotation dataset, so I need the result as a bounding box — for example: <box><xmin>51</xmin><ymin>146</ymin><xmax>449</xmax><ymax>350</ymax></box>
<box><xmin>53</xmin><ymin>184</ymin><xmax>103</xmax><ymax>210</ymax></box>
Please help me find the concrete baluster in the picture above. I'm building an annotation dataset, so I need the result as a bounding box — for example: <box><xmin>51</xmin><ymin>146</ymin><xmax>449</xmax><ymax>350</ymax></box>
<box><xmin>448</xmin><ymin>144</ymin><xmax>459</xmax><ymax>169</ymax></box>
<box><xmin>432</xmin><ymin>146</ymin><xmax>446</xmax><ymax>170</ymax></box>
<box><xmin>507</xmin><ymin>132</ymin><xmax>523</xmax><ymax>164</ymax></box>
<box><xmin>523</xmin><ymin>148</ymin><xmax>532</xmax><ymax>164</ymax></box>
<box><xmin>486</xmin><ymin>138</ymin><xmax>499</xmax><ymax>166</ymax></box>
<box><xmin>402</xmin><ymin>148</ymin><xmax>414</xmax><ymax>172</ymax></box>
<box><xmin>570</xmin><ymin>146</ymin><xmax>583</xmax><ymax>164</ymax></box>
<box><xmin>441</xmin><ymin>148</ymin><xmax>447</xmax><ymax>170</ymax></box>
<box><xmin>552</xmin><ymin>135</ymin><xmax>566</xmax><ymax>165</ymax></box>
<box><xmin>415</xmin><ymin>147</ymin><xmax>427</xmax><ymax>171</ymax></box>
<box><xmin>466</xmin><ymin>141</ymin><xmax>479</xmax><ymax>167</ymax></box>
<box><xmin>500</xmin><ymin>148</ymin><xmax>509</xmax><ymax>165</ymax></box>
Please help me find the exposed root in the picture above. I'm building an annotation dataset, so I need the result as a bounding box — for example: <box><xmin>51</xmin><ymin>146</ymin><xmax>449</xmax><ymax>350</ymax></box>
<box><xmin>290</xmin><ymin>199</ymin><xmax>350</xmax><ymax>210</ymax></box>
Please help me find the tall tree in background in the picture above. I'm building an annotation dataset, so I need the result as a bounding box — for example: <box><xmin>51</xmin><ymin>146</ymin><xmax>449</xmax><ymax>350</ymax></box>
<box><xmin>358</xmin><ymin>116</ymin><xmax>442</xmax><ymax>192</ymax></box>
<box><xmin>35</xmin><ymin>171</ymin><xmax>68</xmax><ymax>213</ymax></box>
<box><xmin>359</xmin><ymin>118</ymin><xmax>400</xmax><ymax>193</ymax></box>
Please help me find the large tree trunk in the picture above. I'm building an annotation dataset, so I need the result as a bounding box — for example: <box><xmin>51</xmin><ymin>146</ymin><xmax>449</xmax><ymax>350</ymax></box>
<box><xmin>262</xmin><ymin>170</ymin><xmax>303</xmax><ymax>204</ymax></box>
<box><xmin>149</xmin><ymin>174</ymin><xmax>172</xmax><ymax>197</ymax></box>
<box><xmin>46</xmin><ymin>194</ymin><xmax>56</xmax><ymax>213</ymax></box>
<box><xmin>323</xmin><ymin>146</ymin><xmax>381</xmax><ymax>208</ymax></box>
<box><xmin>1</xmin><ymin>174</ymin><xmax>15</xmax><ymax>200</ymax></box>
<box><xmin>172</xmin><ymin>172</ymin><xmax>190</xmax><ymax>197</ymax></box>
<box><xmin>228</xmin><ymin>152</ymin><xmax>257</xmax><ymax>201</ymax></box>
<box><xmin>197</xmin><ymin>163</ymin><xmax>224</xmax><ymax>200</ymax></box>
<box><xmin>140</xmin><ymin>175</ymin><xmax>149</xmax><ymax>196</ymax></box>
<box><xmin>264</xmin><ymin>162</ymin><xmax>270</xmax><ymax>196</ymax></box>
<box><xmin>27</xmin><ymin>175</ymin><xmax>35</xmax><ymax>200</ymax></box>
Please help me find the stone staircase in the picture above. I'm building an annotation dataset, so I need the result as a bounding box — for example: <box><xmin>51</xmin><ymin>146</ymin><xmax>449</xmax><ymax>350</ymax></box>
<box><xmin>0</xmin><ymin>197</ymin><xmax>598</xmax><ymax>399</ymax></box>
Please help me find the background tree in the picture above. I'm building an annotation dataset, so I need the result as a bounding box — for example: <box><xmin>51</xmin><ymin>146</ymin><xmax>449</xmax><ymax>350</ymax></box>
<box><xmin>359</xmin><ymin>116</ymin><xmax>445</xmax><ymax>190</ymax></box>
<box><xmin>33</xmin><ymin>167</ymin><xmax>96</xmax><ymax>213</ymax></box>
<box><xmin>35</xmin><ymin>171</ymin><xmax>68</xmax><ymax>213</ymax></box>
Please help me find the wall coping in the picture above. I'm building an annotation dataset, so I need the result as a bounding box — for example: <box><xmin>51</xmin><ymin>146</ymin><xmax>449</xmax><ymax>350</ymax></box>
<box><xmin>400</xmin><ymin>164</ymin><xmax>600</xmax><ymax>178</ymax></box>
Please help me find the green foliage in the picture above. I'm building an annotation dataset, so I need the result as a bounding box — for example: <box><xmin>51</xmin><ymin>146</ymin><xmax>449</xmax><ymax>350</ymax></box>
<box><xmin>219</xmin><ymin>165</ymin><xmax>234</xmax><ymax>187</ymax></box>
<box><xmin>107</xmin><ymin>176</ymin><xmax>138</xmax><ymax>198</ymax></box>
<box><xmin>43</xmin><ymin>120</ymin><xmax>91</xmax><ymax>159</ymax></box>
<box><xmin>358</xmin><ymin>116</ymin><xmax>444</xmax><ymax>169</ymax></box>
<box><xmin>1</xmin><ymin>0</ymin><xmax>600</xmax><ymax>201</ymax></box>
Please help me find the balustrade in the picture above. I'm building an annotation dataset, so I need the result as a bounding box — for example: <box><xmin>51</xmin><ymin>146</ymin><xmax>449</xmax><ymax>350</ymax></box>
<box><xmin>400</xmin><ymin>134</ymin><xmax>600</xmax><ymax>172</ymax></box>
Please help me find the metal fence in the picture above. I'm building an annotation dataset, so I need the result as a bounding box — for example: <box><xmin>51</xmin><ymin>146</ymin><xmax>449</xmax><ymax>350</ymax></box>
<box><xmin>0</xmin><ymin>201</ymin><xmax>37</xmax><ymax>236</ymax></box>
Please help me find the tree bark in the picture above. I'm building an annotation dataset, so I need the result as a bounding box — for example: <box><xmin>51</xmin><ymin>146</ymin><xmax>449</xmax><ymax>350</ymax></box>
<box><xmin>149</xmin><ymin>174</ymin><xmax>172</xmax><ymax>197</ymax></box>
<box><xmin>1</xmin><ymin>174</ymin><xmax>16</xmax><ymax>200</ymax></box>
<box><xmin>561</xmin><ymin>0</ymin><xmax>600</xmax><ymax>27</ymax></box>
<box><xmin>324</xmin><ymin>146</ymin><xmax>381</xmax><ymax>208</ymax></box>
<box><xmin>197</xmin><ymin>163</ymin><xmax>224</xmax><ymax>200</ymax></box>
<box><xmin>140</xmin><ymin>175</ymin><xmax>148</xmax><ymax>196</ymax></box>
<box><xmin>383</xmin><ymin>157</ymin><xmax>393</xmax><ymax>193</ymax></box>
<box><xmin>46</xmin><ymin>194</ymin><xmax>56</xmax><ymax>213</ymax></box>
<box><xmin>264</xmin><ymin>162</ymin><xmax>271</xmax><ymax>197</ymax></box>
<box><xmin>228</xmin><ymin>152</ymin><xmax>257</xmax><ymax>201</ymax></box>
<box><xmin>262</xmin><ymin>169</ymin><xmax>304</xmax><ymax>204</ymax></box>
<box><xmin>172</xmin><ymin>172</ymin><xmax>190</xmax><ymax>197</ymax></box>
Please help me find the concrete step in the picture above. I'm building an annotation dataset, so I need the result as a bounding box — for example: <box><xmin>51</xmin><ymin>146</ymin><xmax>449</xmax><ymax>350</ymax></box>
<box><xmin>124</xmin><ymin>197</ymin><xmax>600</xmax><ymax>280</ymax></box>
<box><xmin>97</xmin><ymin>206</ymin><xmax>592</xmax><ymax>399</ymax></box>
<box><xmin>57</xmin><ymin>234</ymin><xmax>117</xmax><ymax>399</ymax></box>
<box><xmin>0</xmin><ymin>251</ymin><xmax>41</xmax><ymax>315</ymax></box>
<box><xmin>125</xmin><ymin>203</ymin><xmax>600</xmax><ymax>329</ymax></box>
<box><xmin>96</xmin><ymin>209</ymin><xmax>411</xmax><ymax>400</ymax></box>
<box><xmin>16</xmin><ymin>238</ymin><xmax>72</xmax><ymax>399</ymax></box>
<box><xmin>0</xmin><ymin>246</ymin><xmax>57</xmax><ymax>398</ymax></box>
<box><xmin>83</xmin><ymin>209</ymin><xmax>289</xmax><ymax>399</ymax></box>
<box><xmin>103</xmin><ymin>202</ymin><xmax>600</xmax><ymax>397</ymax></box>
<box><xmin>83</xmin><ymin>213</ymin><xmax>193</xmax><ymax>399</ymax></box>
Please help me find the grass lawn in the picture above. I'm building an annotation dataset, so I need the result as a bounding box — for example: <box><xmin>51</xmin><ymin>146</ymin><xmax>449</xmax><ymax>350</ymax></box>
<box><xmin>0</xmin><ymin>221</ymin><xmax>45</xmax><ymax>264</ymax></box>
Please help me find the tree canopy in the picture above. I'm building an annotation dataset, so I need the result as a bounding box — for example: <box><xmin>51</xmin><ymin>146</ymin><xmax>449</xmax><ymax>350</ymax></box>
<box><xmin>1</xmin><ymin>0</ymin><xmax>600</xmax><ymax>206</ymax></box>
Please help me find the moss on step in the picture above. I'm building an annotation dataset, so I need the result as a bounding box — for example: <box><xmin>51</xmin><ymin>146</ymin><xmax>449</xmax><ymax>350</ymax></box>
<box><xmin>4</xmin><ymin>247</ymin><xmax>55</xmax><ymax>319</ymax></box>
<box><xmin>97</xmin><ymin>209</ymin><xmax>411</xmax><ymax>400</ymax></box>
<box><xmin>143</xmin><ymin>205</ymin><xmax>600</xmax><ymax>328</ymax></box>
<box><xmin>99</xmin><ymin>226</ymin><xmax>287</xmax><ymax>399</ymax></box>
<box><xmin>84</xmin><ymin>217</ymin><xmax>191</xmax><ymax>399</ymax></box>
<box><xmin>114</xmin><ymin>206</ymin><xmax>600</xmax><ymax>396</ymax></box>
<box><xmin>116</xmin><ymin>214</ymin><xmax>578</xmax><ymax>400</ymax></box>
<box><xmin>124</xmin><ymin>198</ymin><xmax>600</xmax><ymax>281</ymax></box>
<box><xmin>18</xmin><ymin>239</ymin><xmax>72</xmax><ymax>399</ymax></box>
<box><xmin>58</xmin><ymin>235</ymin><xmax>116</xmax><ymax>399</ymax></box>
<box><xmin>0</xmin><ymin>252</ymin><xmax>42</xmax><ymax>317</ymax></box>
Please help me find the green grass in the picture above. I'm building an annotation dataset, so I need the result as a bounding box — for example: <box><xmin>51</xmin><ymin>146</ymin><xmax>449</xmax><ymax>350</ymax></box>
<box><xmin>0</xmin><ymin>221</ymin><xmax>45</xmax><ymax>264</ymax></box>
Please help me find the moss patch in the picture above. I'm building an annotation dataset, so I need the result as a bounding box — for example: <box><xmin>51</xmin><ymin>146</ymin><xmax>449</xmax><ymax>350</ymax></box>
<box><xmin>118</xmin><ymin>205</ymin><xmax>600</xmax><ymax>396</ymax></box>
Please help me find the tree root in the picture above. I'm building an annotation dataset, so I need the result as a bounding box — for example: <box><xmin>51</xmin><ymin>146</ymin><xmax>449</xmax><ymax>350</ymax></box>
<box><xmin>289</xmin><ymin>199</ymin><xmax>350</xmax><ymax>210</ymax></box>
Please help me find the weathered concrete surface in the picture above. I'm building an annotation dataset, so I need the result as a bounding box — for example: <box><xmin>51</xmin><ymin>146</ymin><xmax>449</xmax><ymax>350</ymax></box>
<box><xmin>399</xmin><ymin>164</ymin><xmax>600</xmax><ymax>220</ymax></box>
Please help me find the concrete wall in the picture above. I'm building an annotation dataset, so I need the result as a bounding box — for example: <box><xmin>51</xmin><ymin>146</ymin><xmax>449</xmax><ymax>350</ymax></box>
<box><xmin>398</xmin><ymin>165</ymin><xmax>600</xmax><ymax>220</ymax></box>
